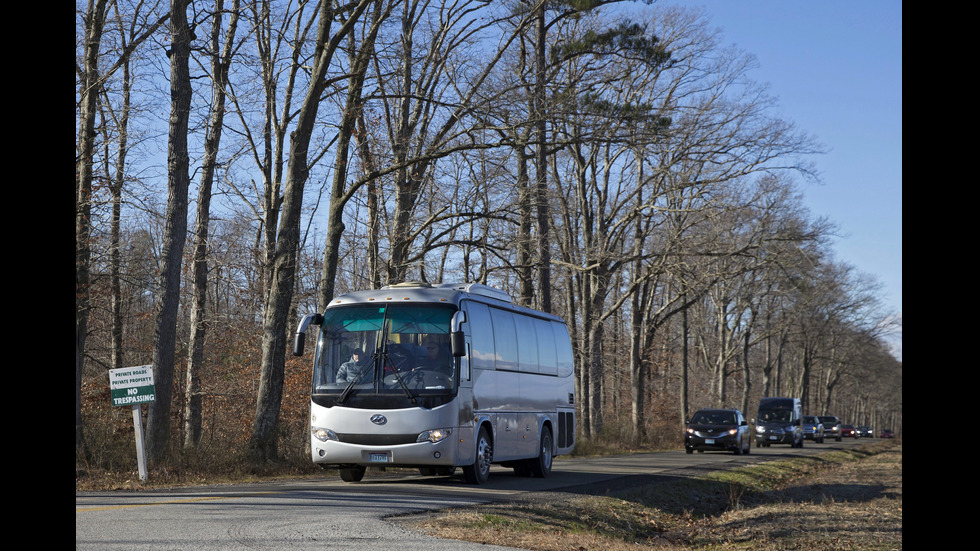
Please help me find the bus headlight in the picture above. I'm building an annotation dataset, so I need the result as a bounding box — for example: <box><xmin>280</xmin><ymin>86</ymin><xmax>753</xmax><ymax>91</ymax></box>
<box><xmin>311</xmin><ymin>427</ymin><xmax>339</xmax><ymax>442</ymax></box>
<box><xmin>417</xmin><ymin>428</ymin><xmax>452</xmax><ymax>443</ymax></box>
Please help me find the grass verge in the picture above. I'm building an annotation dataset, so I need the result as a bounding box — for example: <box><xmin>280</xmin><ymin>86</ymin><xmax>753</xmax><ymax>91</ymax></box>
<box><xmin>398</xmin><ymin>439</ymin><xmax>902</xmax><ymax>550</ymax></box>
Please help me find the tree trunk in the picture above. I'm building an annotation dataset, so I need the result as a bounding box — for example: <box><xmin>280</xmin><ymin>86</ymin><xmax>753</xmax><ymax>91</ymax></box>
<box><xmin>108</xmin><ymin>53</ymin><xmax>131</xmax><ymax>375</ymax></box>
<box><xmin>185</xmin><ymin>0</ymin><xmax>240</xmax><ymax>451</ymax></box>
<box><xmin>146</xmin><ymin>0</ymin><xmax>193</xmax><ymax>466</ymax></box>
<box><xmin>76</xmin><ymin>0</ymin><xmax>168</xmax><ymax>468</ymax></box>
<box><xmin>319</xmin><ymin>0</ymin><xmax>390</xmax><ymax>308</ymax></box>
<box><xmin>251</xmin><ymin>0</ymin><xmax>374</xmax><ymax>461</ymax></box>
<box><xmin>680</xmin><ymin>298</ymin><xmax>690</xmax><ymax>426</ymax></box>
<box><xmin>533</xmin><ymin>2</ymin><xmax>551</xmax><ymax>312</ymax></box>
<box><xmin>516</xmin><ymin>145</ymin><xmax>534</xmax><ymax>306</ymax></box>
<box><xmin>76</xmin><ymin>0</ymin><xmax>110</xmax><ymax>470</ymax></box>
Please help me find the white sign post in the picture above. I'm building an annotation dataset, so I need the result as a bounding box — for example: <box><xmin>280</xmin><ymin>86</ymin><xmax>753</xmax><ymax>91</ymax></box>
<box><xmin>109</xmin><ymin>365</ymin><xmax>156</xmax><ymax>482</ymax></box>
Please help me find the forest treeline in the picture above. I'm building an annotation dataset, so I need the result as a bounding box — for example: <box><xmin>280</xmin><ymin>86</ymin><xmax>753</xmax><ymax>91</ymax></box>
<box><xmin>75</xmin><ymin>0</ymin><xmax>901</xmax><ymax>472</ymax></box>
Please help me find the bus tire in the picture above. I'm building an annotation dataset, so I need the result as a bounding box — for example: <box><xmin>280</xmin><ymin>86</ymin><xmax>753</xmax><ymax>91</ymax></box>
<box><xmin>529</xmin><ymin>426</ymin><xmax>553</xmax><ymax>478</ymax></box>
<box><xmin>339</xmin><ymin>466</ymin><xmax>366</xmax><ymax>482</ymax></box>
<box><xmin>464</xmin><ymin>426</ymin><xmax>493</xmax><ymax>484</ymax></box>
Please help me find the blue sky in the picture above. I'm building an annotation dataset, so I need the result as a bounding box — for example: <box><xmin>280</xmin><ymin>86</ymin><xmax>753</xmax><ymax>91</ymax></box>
<box><xmin>656</xmin><ymin>1</ymin><xmax>902</xmax><ymax>357</ymax></box>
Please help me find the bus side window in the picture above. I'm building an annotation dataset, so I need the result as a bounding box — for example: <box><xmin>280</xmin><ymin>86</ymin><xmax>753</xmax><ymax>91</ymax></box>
<box><xmin>465</xmin><ymin>302</ymin><xmax>495</xmax><ymax>371</ymax></box>
<box><xmin>515</xmin><ymin>314</ymin><xmax>540</xmax><ymax>373</ymax></box>
<box><xmin>488</xmin><ymin>308</ymin><xmax>519</xmax><ymax>371</ymax></box>
<box><xmin>553</xmin><ymin>322</ymin><xmax>574</xmax><ymax>378</ymax></box>
<box><xmin>534</xmin><ymin>318</ymin><xmax>558</xmax><ymax>376</ymax></box>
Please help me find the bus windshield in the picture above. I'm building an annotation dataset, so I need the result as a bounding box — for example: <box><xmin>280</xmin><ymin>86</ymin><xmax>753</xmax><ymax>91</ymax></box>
<box><xmin>312</xmin><ymin>304</ymin><xmax>457</xmax><ymax>400</ymax></box>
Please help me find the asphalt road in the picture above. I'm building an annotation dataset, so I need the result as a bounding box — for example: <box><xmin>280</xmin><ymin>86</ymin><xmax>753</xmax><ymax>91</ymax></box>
<box><xmin>76</xmin><ymin>438</ymin><xmax>866</xmax><ymax>550</ymax></box>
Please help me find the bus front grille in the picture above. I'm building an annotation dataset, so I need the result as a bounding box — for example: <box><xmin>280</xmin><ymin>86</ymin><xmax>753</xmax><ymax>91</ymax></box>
<box><xmin>336</xmin><ymin>433</ymin><xmax>419</xmax><ymax>446</ymax></box>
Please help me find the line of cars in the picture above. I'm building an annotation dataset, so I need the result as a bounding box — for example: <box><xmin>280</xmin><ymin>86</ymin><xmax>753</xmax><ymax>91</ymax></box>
<box><xmin>798</xmin><ymin>415</ymin><xmax>880</xmax><ymax>443</ymax></box>
<box><xmin>685</xmin><ymin>400</ymin><xmax>889</xmax><ymax>455</ymax></box>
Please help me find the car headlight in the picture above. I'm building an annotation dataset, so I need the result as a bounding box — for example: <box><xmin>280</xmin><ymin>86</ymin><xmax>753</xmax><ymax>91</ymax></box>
<box><xmin>755</xmin><ymin>426</ymin><xmax>764</xmax><ymax>433</ymax></box>
<box><xmin>311</xmin><ymin>426</ymin><xmax>339</xmax><ymax>442</ymax></box>
<box><xmin>727</xmin><ymin>428</ymin><xmax>738</xmax><ymax>436</ymax></box>
<box><xmin>417</xmin><ymin>428</ymin><xmax>452</xmax><ymax>443</ymax></box>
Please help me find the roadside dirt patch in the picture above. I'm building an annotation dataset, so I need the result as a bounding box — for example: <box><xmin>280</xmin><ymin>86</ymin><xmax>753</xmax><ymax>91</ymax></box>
<box><xmin>398</xmin><ymin>442</ymin><xmax>902</xmax><ymax>550</ymax></box>
<box><xmin>676</xmin><ymin>444</ymin><xmax>903</xmax><ymax>549</ymax></box>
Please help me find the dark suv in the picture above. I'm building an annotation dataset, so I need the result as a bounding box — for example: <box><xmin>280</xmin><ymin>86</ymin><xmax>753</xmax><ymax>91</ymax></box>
<box><xmin>802</xmin><ymin>415</ymin><xmax>825</xmax><ymax>443</ymax></box>
<box><xmin>818</xmin><ymin>415</ymin><xmax>842</xmax><ymax>442</ymax></box>
<box><xmin>685</xmin><ymin>408</ymin><xmax>752</xmax><ymax>455</ymax></box>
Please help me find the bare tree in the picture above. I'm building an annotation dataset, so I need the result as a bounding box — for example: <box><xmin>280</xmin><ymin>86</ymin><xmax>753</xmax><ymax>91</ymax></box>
<box><xmin>550</xmin><ymin>6</ymin><xmax>821</xmax><ymax>438</ymax></box>
<box><xmin>317</xmin><ymin>0</ymin><xmax>396</xmax><ymax>308</ymax></box>
<box><xmin>145</xmin><ymin>0</ymin><xmax>193</xmax><ymax>466</ymax></box>
<box><xmin>184</xmin><ymin>0</ymin><xmax>241</xmax><ymax>452</ymax></box>
<box><xmin>76</xmin><ymin>0</ymin><xmax>168</xmax><ymax>468</ymax></box>
<box><xmin>249</xmin><ymin>0</ymin><xmax>376</xmax><ymax>462</ymax></box>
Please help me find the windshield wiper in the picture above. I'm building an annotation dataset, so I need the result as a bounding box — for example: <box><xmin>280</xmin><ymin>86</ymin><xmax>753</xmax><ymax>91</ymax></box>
<box><xmin>381</xmin><ymin>350</ymin><xmax>418</xmax><ymax>405</ymax></box>
<box><xmin>337</xmin><ymin>358</ymin><xmax>373</xmax><ymax>405</ymax></box>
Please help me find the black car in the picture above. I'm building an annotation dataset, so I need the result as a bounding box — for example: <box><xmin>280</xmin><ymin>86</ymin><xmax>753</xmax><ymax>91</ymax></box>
<box><xmin>685</xmin><ymin>408</ymin><xmax>752</xmax><ymax>455</ymax></box>
<box><xmin>818</xmin><ymin>415</ymin><xmax>842</xmax><ymax>441</ymax></box>
<box><xmin>857</xmin><ymin>425</ymin><xmax>873</xmax><ymax>438</ymax></box>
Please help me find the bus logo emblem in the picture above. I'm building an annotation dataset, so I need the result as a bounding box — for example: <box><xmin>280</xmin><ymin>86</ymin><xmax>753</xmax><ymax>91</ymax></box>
<box><xmin>371</xmin><ymin>414</ymin><xmax>387</xmax><ymax>425</ymax></box>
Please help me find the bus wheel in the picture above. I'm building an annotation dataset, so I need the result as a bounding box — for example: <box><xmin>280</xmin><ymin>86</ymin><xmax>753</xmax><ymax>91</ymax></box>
<box><xmin>339</xmin><ymin>466</ymin><xmax>366</xmax><ymax>482</ymax></box>
<box><xmin>464</xmin><ymin>426</ymin><xmax>493</xmax><ymax>484</ymax></box>
<box><xmin>529</xmin><ymin>427</ymin><xmax>553</xmax><ymax>478</ymax></box>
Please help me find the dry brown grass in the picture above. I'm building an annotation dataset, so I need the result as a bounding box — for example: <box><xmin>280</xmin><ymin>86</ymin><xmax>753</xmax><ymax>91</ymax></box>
<box><xmin>399</xmin><ymin>440</ymin><xmax>902</xmax><ymax>550</ymax></box>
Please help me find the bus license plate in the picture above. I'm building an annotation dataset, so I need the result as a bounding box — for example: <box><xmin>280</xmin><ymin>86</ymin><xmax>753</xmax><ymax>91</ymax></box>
<box><xmin>369</xmin><ymin>453</ymin><xmax>389</xmax><ymax>463</ymax></box>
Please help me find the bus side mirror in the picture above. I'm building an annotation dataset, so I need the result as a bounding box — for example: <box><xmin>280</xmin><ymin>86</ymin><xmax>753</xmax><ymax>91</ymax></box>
<box><xmin>451</xmin><ymin>311</ymin><xmax>466</xmax><ymax>357</ymax></box>
<box><xmin>292</xmin><ymin>313</ymin><xmax>323</xmax><ymax>356</ymax></box>
<box><xmin>293</xmin><ymin>333</ymin><xmax>306</xmax><ymax>356</ymax></box>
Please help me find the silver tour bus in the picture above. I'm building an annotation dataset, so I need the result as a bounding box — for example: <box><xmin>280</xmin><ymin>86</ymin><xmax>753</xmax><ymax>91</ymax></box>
<box><xmin>292</xmin><ymin>282</ymin><xmax>576</xmax><ymax>484</ymax></box>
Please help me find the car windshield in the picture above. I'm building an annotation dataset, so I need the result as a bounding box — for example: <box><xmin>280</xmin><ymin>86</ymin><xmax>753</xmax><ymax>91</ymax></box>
<box><xmin>690</xmin><ymin>411</ymin><xmax>736</xmax><ymax>425</ymax></box>
<box><xmin>818</xmin><ymin>416</ymin><xmax>838</xmax><ymax>424</ymax></box>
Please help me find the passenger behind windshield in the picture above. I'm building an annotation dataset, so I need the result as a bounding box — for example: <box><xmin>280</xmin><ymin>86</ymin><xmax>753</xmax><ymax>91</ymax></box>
<box><xmin>336</xmin><ymin>348</ymin><xmax>373</xmax><ymax>384</ymax></box>
<box><xmin>418</xmin><ymin>338</ymin><xmax>452</xmax><ymax>375</ymax></box>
